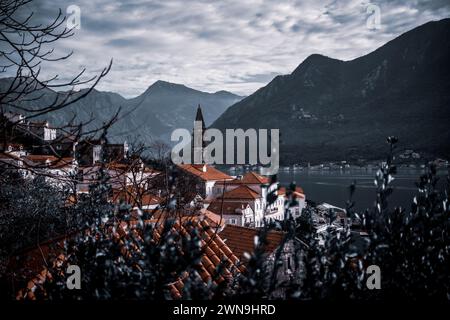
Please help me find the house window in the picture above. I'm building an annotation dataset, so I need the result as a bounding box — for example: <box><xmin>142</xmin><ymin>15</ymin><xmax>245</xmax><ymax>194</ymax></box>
<box><xmin>287</xmin><ymin>256</ymin><xmax>292</xmax><ymax>271</ymax></box>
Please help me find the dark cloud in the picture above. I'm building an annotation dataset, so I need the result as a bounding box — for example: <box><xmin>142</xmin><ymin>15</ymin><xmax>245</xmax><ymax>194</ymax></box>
<box><xmin>8</xmin><ymin>0</ymin><xmax>450</xmax><ymax>97</ymax></box>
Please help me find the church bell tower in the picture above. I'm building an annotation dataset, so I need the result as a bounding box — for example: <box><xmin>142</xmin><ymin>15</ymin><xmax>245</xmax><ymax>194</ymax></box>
<box><xmin>192</xmin><ymin>104</ymin><xmax>206</xmax><ymax>164</ymax></box>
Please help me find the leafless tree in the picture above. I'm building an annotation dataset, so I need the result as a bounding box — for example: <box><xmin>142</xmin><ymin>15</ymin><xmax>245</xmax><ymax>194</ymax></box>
<box><xmin>0</xmin><ymin>0</ymin><xmax>118</xmax><ymax>272</ymax></box>
<box><xmin>0</xmin><ymin>0</ymin><xmax>116</xmax><ymax>177</ymax></box>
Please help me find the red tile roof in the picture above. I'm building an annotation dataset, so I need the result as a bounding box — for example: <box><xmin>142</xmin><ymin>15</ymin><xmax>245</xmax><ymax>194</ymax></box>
<box><xmin>240</xmin><ymin>172</ymin><xmax>270</xmax><ymax>184</ymax></box>
<box><xmin>159</xmin><ymin>218</ymin><xmax>245</xmax><ymax>298</ymax></box>
<box><xmin>83</xmin><ymin>160</ymin><xmax>160</xmax><ymax>175</ymax></box>
<box><xmin>23</xmin><ymin>155</ymin><xmax>75</xmax><ymax>169</ymax></box>
<box><xmin>221</xmin><ymin>185</ymin><xmax>260</xmax><ymax>200</ymax></box>
<box><xmin>112</xmin><ymin>188</ymin><xmax>163</xmax><ymax>208</ymax></box>
<box><xmin>24</xmin><ymin>154</ymin><xmax>58</xmax><ymax>162</ymax></box>
<box><xmin>199</xmin><ymin>209</ymin><xmax>226</xmax><ymax>229</ymax></box>
<box><xmin>219</xmin><ymin>225</ymin><xmax>285</xmax><ymax>261</ymax></box>
<box><xmin>13</xmin><ymin>214</ymin><xmax>244</xmax><ymax>300</ymax></box>
<box><xmin>207</xmin><ymin>200</ymin><xmax>250</xmax><ymax>216</ymax></box>
<box><xmin>178</xmin><ymin>164</ymin><xmax>233</xmax><ymax>181</ymax></box>
<box><xmin>10</xmin><ymin>234</ymin><xmax>74</xmax><ymax>300</ymax></box>
<box><xmin>215</xmin><ymin>172</ymin><xmax>270</xmax><ymax>186</ymax></box>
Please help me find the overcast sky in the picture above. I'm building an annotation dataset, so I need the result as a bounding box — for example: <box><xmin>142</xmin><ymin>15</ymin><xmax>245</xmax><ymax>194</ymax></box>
<box><xmin>23</xmin><ymin>0</ymin><xmax>450</xmax><ymax>97</ymax></box>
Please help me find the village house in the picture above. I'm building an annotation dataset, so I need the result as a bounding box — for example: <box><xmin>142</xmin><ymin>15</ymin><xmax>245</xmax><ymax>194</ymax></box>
<box><xmin>25</xmin><ymin>120</ymin><xmax>57</xmax><ymax>141</ymax></box>
<box><xmin>316</xmin><ymin>202</ymin><xmax>348</xmax><ymax>227</ymax></box>
<box><xmin>0</xmin><ymin>143</ymin><xmax>27</xmax><ymax>158</ymax></box>
<box><xmin>22</xmin><ymin>155</ymin><xmax>78</xmax><ymax>187</ymax></box>
<box><xmin>278</xmin><ymin>186</ymin><xmax>306</xmax><ymax>220</ymax></box>
<box><xmin>1</xmin><ymin>113</ymin><xmax>58</xmax><ymax>150</ymax></box>
<box><xmin>208</xmin><ymin>184</ymin><xmax>265</xmax><ymax>227</ymax></box>
<box><xmin>0</xmin><ymin>152</ymin><xmax>27</xmax><ymax>177</ymax></box>
<box><xmin>76</xmin><ymin>159</ymin><xmax>159</xmax><ymax>193</ymax></box>
<box><xmin>3</xmin><ymin>111</ymin><xmax>25</xmax><ymax>124</ymax></box>
<box><xmin>76</xmin><ymin>138</ymin><xmax>129</xmax><ymax>166</ymax></box>
<box><xmin>112</xmin><ymin>187</ymin><xmax>163</xmax><ymax>211</ymax></box>
<box><xmin>211</xmin><ymin>172</ymin><xmax>306</xmax><ymax>226</ymax></box>
<box><xmin>207</xmin><ymin>198</ymin><xmax>255</xmax><ymax>226</ymax></box>
<box><xmin>41</xmin><ymin>133</ymin><xmax>78</xmax><ymax>158</ymax></box>
<box><xmin>0</xmin><ymin>150</ymin><xmax>77</xmax><ymax>185</ymax></box>
<box><xmin>300</xmin><ymin>203</ymin><xmax>352</xmax><ymax>246</ymax></box>
<box><xmin>177</xmin><ymin>166</ymin><xmax>306</xmax><ymax>227</ymax></box>
<box><xmin>177</xmin><ymin>163</ymin><xmax>234</xmax><ymax>201</ymax></box>
<box><xmin>212</xmin><ymin>171</ymin><xmax>271</xmax><ymax>195</ymax></box>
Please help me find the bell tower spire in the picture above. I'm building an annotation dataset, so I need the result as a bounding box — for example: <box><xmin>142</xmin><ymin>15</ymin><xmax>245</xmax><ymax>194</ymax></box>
<box><xmin>195</xmin><ymin>104</ymin><xmax>205</xmax><ymax>129</ymax></box>
<box><xmin>193</xmin><ymin>104</ymin><xmax>206</xmax><ymax>164</ymax></box>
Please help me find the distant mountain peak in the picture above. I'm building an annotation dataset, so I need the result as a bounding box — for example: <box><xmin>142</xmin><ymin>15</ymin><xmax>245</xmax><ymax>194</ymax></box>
<box><xmin>213</xmin><ymin>90</ymin><xmax>242</xmax><ymax>98</ymax></box>
<box><xmin>148</xmin><ymin>80</ymin><xmax>187</xmax><ymax>90</ymax></box>
<box><xmin>214</xmin><ymin>90</ymin><xmax>232</xmax><ymax>95</ymax></box>
<box><xmin>291</xmin><ymin>53</ymin><xmax>343</xmax><ymax>76</ymax></box>
<box><xmin>143</xmin><ymin>80</ymin><xmax>242</xmax><ymax>99</ymax></box>
<box><xmin>304</xmin><ymin>53</ymin><xmax>335</xmax><ymax>61</ymax></box>
<box><xmin>153</xmin><ymin>79</ymin><xmax>180</xmax><ymax>86</ymax></box>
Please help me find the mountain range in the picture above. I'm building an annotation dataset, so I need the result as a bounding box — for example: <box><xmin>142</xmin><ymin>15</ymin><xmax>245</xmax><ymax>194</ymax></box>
<box><xmin>213</xmin><ymin>18</ymin><xmax>450</xmax><ymax>164</ymax></box>
<box><xmin>0</xmin><ymin>79</ymin><xmax>243</xmax><ymax>146</ymax></box>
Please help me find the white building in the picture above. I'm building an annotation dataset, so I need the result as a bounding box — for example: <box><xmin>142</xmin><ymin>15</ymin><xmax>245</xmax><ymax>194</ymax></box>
<box><xmin>0</xmin><ymin>152</ymin><xmax>28</xmax><ymax>177</ymax></box>
<box><xmin>23</xmin><ymin>120</ymin><xmax>57</xmax><ymax>141</ymax></box>
<box><xmin>277</xmin><ymin>186</ymin><xmax>306</xmax><ymax>220</ymax></box>
<box><xmin>77</xmin><ymin>160</ymin><xmax>160</xmax><ymax>193</ymax></box>
<box><xmin>316</xmin><ymin>202</ymin><xmax>348</xmax><ymax>227</ymax></box>
<box><xmin>212</xmin><ymin>172</ymin><xmax>306</xmax><ymax>226</ymax></box>
<box><xmin>2</xmin><ymin>143</ymin><xmax>27</xmax><ymax>158</ymax></box>
<box><xmin>177</xmin><ymin>164</ymin><xmax>234</xmax><ymax>200</ymax></box>
<box><xmin>207</xmin><ymin>199</ymin><xmax>255</xmax><ymax>227</ymax></box>
<box><xmin>3</xmin><ymin>111</ymin><xmax>25</xmax><ymax>124</ymax></box>
<box><xmin>208</xmin><ymin>184</ymin><xmax>266</xmax><ymax>227</ymax></box>
<box><xmin>22</xmin><ymin>155</ymin><xmax>78</xmax><ymax>188</ymax></box>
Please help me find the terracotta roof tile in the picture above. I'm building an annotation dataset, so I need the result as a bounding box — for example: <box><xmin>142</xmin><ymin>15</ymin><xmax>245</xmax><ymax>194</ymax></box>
<box><xmin>200</xmin><ymin>209</ymin><xmax>225</xmax><ymax>228</ymax></box>
<box><xmin>219</xmin><ymin>225</ymin><xmax>285</xmax><ymax>262</ymax></box>
<box><xmin>215</xmin><ymin>171</ymin><xmax>270</xmax><ymax>185</ymax></box>
<box><xmin>240</xmin><ymin>172</ymin><xmax>270</xmax><ymax>184</ymax></box>
<box><xmin>207</xmin><ymin>200</ymin><xmax>250</xmax><ymax>216</ymax></box>
<box><xmin>14</xmin><ymin>214</ymin><xmax>244</xmax><ymax>300</ymax></box>
<box><xmin>221</xmin><ymin>185</ymin><xmax>260</xmax><ymax>200</ymax></box>
<box><xmin>178</xmin><ymin>164</ymin><xmax>233</xmax><ymax>181</ymax></box>
<box><xmin>22</xmin><ymin>155</ymin><xmax>75</xmax><ymax>169</ymax></box>
<box><xmin>112</xmin><ymin>188</ymin><xmax>163</xmax><ymax>208</ymax></box>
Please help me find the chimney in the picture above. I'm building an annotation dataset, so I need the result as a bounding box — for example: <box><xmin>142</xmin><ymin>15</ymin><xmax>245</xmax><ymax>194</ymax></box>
<box><xmin>202</xmin><ymin>164</ymin><xmax>207</xmax><ymax>172</ymax></box>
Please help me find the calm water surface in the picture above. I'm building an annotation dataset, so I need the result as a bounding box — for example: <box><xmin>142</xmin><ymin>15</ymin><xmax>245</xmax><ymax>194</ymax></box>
<box><xmin>276</xmin><ymin>168</ymin><xmax>448</xmax><ymax>212</ymax></box>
